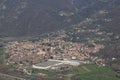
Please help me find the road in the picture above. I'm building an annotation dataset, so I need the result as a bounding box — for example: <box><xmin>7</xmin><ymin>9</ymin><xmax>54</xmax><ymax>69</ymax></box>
<box><xmin>0</xmin><ymin>72</ymin><xmax>26</xmax><ymax>80</ymax></box>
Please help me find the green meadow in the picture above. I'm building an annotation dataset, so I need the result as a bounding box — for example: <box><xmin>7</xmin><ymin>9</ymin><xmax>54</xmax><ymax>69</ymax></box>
<box><xmin>66</xmin><ymin>64</ymin><xmax>119</xmax><ymax>80</ymax></box>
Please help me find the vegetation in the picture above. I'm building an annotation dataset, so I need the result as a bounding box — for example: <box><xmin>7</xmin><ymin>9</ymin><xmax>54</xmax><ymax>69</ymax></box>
<box><xmin>32</xmin><ymin>68</ymin><xmax>57</xmax><ymax>77</ymax></box>
<box><xmin>0</xmin><ymin>48</ymin><xmax>4</xmax><ymax>64</ymax></box>
<box><xmin>7</xmin><ymin>64</ymin><xmax>14</xmax><ymax>69</ymax></box>
<box><xmin>64</xmin><ymin>64</ymin><xmax>119</xmax><ymax>80</ymax></box>
<box><xmin>28</xmin><ymin>64</ymin><xmax>120</xmax><ymax>80</ymax></box>
<box><xmin>98</xmin><ymin>0</ymin><xmax>110</xmax><ymax>2</ymax></box>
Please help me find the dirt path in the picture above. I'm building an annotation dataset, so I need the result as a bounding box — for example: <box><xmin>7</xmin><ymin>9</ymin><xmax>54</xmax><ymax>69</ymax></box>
<box><xmin>82</xmin><ymin>66</ymin><xmax>91</xmax><ymax>72</ymax></box>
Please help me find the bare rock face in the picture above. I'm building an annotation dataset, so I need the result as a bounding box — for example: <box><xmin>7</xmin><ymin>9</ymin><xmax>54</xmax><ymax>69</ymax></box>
<box><xmin>0</xmin><ymin>0</ymin><xmax>119</xmax><ymax>37</ymax></box>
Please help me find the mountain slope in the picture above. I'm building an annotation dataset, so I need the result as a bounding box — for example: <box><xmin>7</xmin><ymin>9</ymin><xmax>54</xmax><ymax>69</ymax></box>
<box><xmin>0</xmin><ymin>0</ymin><xmax>119</xmax><ymax>37</ymax></box>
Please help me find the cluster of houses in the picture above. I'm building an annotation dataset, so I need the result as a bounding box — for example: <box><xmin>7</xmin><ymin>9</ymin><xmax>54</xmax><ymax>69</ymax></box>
<box><xmin>4</xmin><ymin>31</ymin><xmax>105</xmax><ymax>70</ymax></box>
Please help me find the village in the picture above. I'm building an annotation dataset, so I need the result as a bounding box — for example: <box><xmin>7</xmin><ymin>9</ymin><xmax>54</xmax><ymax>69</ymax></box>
<box><xmin>4</xmin><ymin>27</ymin><xmax>107</xmax><ymax>73</ymax></box>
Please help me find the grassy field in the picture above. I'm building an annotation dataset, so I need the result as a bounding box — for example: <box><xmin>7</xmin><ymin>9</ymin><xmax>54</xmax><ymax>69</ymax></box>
<box><xmin>65</xmin><ymin>64</ymin><xmax>119</xmax><ymax>80</ymax></box>
<box><xmin>30</xmin><ymin>64</ymin><xmax>119</xmax><ymax>80</ymax></box>
<box><xmin>32</xmin><ymin>68</ymin><xmax>57</xmax><ymax>77</ymax></box>
<box><xmin>0</xmin><ymin>48</ymin><xmax>4</xmax><ymax>64</ymax></box>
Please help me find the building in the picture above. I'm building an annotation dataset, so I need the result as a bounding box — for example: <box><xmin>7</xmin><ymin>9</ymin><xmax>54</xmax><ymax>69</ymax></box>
<box><xmin>32</xmin><ymin>59</ymin><xmax>80</xmax><ymax>70</ymax></box>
